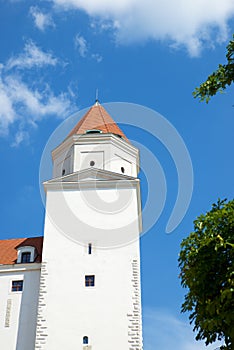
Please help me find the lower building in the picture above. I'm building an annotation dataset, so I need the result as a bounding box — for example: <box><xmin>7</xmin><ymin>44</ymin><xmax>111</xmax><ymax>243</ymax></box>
<box><xmin>0</xmin><ymin>237</ymin><xmax>43</xmax><ymax>350</ymax></box>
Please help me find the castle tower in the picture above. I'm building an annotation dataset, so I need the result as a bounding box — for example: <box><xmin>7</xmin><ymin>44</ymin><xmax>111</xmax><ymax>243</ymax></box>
<box><xmin>35</xmin><ymin>102</ymin><xmax>143</xmax><ymax>350</ymax></box>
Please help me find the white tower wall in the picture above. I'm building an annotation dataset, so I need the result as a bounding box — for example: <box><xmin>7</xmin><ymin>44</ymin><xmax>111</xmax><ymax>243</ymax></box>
<box><xmin>36</xmin><ymin>105</ymin><xmax>143</xmax><ymax>350</ymax></box>
<box><xmin>35</xmin><ymin>182</ymin><xmax>143</xmax><ymax>350</ymax></box>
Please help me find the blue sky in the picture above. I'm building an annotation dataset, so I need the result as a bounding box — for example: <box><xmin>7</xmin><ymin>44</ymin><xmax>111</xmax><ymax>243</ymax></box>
<box><xmin>0</xmin><ymin>0</ymin><xmax>234</xmax><ymax>348</ymax></box>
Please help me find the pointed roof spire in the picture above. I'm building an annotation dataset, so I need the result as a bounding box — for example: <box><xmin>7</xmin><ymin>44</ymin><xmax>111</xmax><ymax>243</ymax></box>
<box><xmin>67</xmin><ymin>102</ymin><xmax>129</xmax><ymax>142</ymax></box>
<box><xmin>95</xmin><ymin>88</ymin><xmax>100</xmax><ymax>105</ymax></box>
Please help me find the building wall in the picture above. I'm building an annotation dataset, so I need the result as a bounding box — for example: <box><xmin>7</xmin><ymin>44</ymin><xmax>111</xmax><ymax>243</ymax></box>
<box><xmin>73</xmin><ymin>142</ymin><xmax>137</xmax><ymax>177</ymax></box>
<box><xmin>0</xmin><ymin>266</ymin><xmax>41</xmax><ymax>350</ymax></box>
<box><xmin>35</xmin><ymin>186</ymin><xmax>143</xmax><ymax>350</ymax></box>
<box><xmin>52</xmin><ymin>136</ymin><xmax>138</xmax><ymax>179</ymax></box>
<box><xmin>53</xmin><ymin>145</ymin><xmax>74</xmax><ymax>178</ymax></box>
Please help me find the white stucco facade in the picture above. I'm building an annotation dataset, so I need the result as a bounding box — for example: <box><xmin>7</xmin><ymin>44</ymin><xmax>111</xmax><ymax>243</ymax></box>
<box><xmin>0</xmin><ymin>264</ymin><xmax>41</xmax><ymax>350</ymax></box>
<box><xmin>52</xmin><ymin>133</ymin><xmax>139</xmax><ymax>179</ymax></box>
<box><xmin>35</xmin><ymin>129</ymin><xmax>143</xmax><ymax>350</ymax></box>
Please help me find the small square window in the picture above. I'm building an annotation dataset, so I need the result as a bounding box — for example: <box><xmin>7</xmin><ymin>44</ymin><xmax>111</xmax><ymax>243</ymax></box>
<box><xmin>83</xmin><ymin>336</ymin><xmax>89</xmax><ymax>344</ymax></box>
<box><xmin>88</xmin><ymin>243</ymin><xmax>92</xmax><ymax>255</ymax></box>
<box><xmin>21</xmin><ymin>252</ymin><xmax>31</xmax><ymax>263</ymax></box>
<box><xmin>85</xmin><ymin>275</ymin><xmax>95</xmax><ymax>287</ymax></box>
<box><xmin>12</xmin><ymin>280</ymin><xmax>23</xmax><ymax>292</ymax></box>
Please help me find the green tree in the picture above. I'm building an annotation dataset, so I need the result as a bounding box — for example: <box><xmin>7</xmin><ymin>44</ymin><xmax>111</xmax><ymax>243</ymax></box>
<box><xmin>178</xmin><ymin>199</ymin><xmax>234</xmax><ymax>349</ymax></box>
<box><xmin>193</xmin><ymin>35</ymin><xmax>234</xmax><ymax>103</ymax></box>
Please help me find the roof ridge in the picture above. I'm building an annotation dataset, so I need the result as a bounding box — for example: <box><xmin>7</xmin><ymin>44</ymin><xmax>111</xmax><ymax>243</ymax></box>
<box><xmin>0</xmin><ymin>236</ymin><xmax>43</xmax><ymax>241</ymax></box>
<box><xmin>79</xmin><ymin>106</ymin><xmax>93</xmax><ymax>132</ymax></box>
<box><xmin>67</xmin><ymin>107</ymin><xmax>91</xmax><ymax>137</ymax></box>
<box><xmin>98</xmin><ymin>104</ymin><xmax>109</xmax><ymax>132</ymax></box>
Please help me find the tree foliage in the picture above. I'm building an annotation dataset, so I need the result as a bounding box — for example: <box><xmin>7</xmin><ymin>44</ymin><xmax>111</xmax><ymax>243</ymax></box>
<box><xmin>193</xmin><ymin>35</ymin><xmax>234</xmax><ymax>103</ymax></box>
<box><xmin>178</xmin><ymin>199</ymin><xmax>234</xmax><ymax>349</ymax></box>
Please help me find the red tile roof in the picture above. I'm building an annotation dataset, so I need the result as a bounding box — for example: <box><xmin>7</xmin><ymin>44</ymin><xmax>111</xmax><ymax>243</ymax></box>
<box><xmin>67</xmin><ymin>102</ymin><xmax>129</xmax><ymax>142</ymax></box>
<box><xmin>0</xmin><ymin>237</ymin><xmax>43</xmax><ymax>265</ymax></box>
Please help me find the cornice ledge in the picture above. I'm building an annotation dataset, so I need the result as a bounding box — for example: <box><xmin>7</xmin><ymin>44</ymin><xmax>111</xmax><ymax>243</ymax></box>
<box><xmin>0</xmin><ymin>263</ymin><xmax>41</xmax><ymax>273</ymax></box>
<box><xmin>52</xmin><ymin>133</ymin><xmax>139</xmax><ymax>160</ymax></box>
<box><xmin>44</xmin><ymin>178</ymin><xmax>140</xmax><ymax>191</ymax></box>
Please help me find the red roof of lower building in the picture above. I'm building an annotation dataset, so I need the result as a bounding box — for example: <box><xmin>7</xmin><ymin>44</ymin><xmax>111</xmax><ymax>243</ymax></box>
<box><xmin>0</xmin><ymin>236</ymin><xmax>43</xmax><ymax>265</ymax></box>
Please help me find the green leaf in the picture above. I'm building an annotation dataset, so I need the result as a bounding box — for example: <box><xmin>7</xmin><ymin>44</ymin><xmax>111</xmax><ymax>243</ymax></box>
<box><xmin>178</xmin><ymin>199</ymin><xmax>234</xmax><ymax>348</ymax></box>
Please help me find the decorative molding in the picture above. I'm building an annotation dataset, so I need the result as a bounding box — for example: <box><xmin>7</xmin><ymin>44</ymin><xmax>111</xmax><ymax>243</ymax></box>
<box><xmin>0</xmin><ymin>263</ymin><xmax>41</xmax><ymax>274</ymax></box>
<box><xmin>127</xmin><ymin>259</ymin><xmax>143</xmax><ymax>350</ymax></box>
<box><xmin>35</xmin><ymin>262</ymin><xmax>48</xmax><ymax>350</ymax></box>
<box><xmin>136</xmin><ymin>183</ymin><xmax>143</xmax><ymax>233</ymax></box>
<box><xmin>44</xmin><ymin>178</ymin><xmax>140</xmax><ymax>191</ymax></box>
<box><xmin>4</xmin><ymin>299</ymin><xmax>12</xmax><ymax>328</ymax></box>
<box><xmin>44</xmin><ymin>167</ymin><xmax>140</xmax><ymax>192</ymax></box>
<box><xmin>53</xmin><ymin>133</ymin><xmax>138</xmax><ymax>157</ymax></box>
<box><xmin>45</xmin><ymin>167</ymin><xmax>137</xmax><ymax>183</ymax></box>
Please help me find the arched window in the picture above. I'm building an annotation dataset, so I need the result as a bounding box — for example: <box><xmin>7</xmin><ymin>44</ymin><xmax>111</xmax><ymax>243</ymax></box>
<box><xmin>16</xmin><ymin>246</ymin><xmax>35</xmax><ymax>264</ymax></box>
<box><xmin>83</xmin><ymin>336</ymin><xmax>88</xmax><ymax>345</ymax></box>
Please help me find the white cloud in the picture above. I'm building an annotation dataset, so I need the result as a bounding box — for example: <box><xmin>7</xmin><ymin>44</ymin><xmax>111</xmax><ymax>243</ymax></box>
<box><xmin>90</xmin><ymin>19</ymin><xmax>120</xmax><ymax>32</ymax></box>
<box><xmin>0</xmin><ymin>42</ymin><xmax>76</xmax><ymax>144</ymax></box>
<box><xmin>74</xmin><ymin>34</ymin><xmax>103</xmax><ymax>62</ymax></box>
<box><xmin>91</xmin><ymin>53</ymin><xmax>103</xmax><ymax>63</ymax></box>
<box><xmin>74</xmin><ymin>34</ymin><xmax>88</xmax><ymax>57</ymax></box>
<box><xmin>143</xmin><ymin>308</ymin><xmax>223</xmax><ymax>350</ymax></box>
<box><xmin>0</xmin><ymin>74</ymin><xmax>75</xmax><ymax>136</ymax></box>
<box><xmin>11</xmin><ymin>130</ymin><xmax>29</xmax><ymax>147</ymax></box>
<box><xmin>5</xmin><ymin>76</ymin><xmax>73</xmax><ymax>117</ymax></box>
<box><xmin>51</xmin><ymin>0</ymin><xmax>134</xmax><ymax>14</ymax></box>
<box><xmin>0</xmin><ymin>78</ymin><xmax>16</xmax><ymax>135</ymax></box>
<box><xmin>6</xmin><ymin>40</ymin><xmax>58</xmax><ymax>70</ymax></box>
<box><xmin>30</xmin><ymin>6</ymin><xmax>55</xmax><ymax>31</ymax></box>
<box><xmin>51</xmin><ymin>0</ymin><xmax>234</xmax><ymax>56</ymax></box>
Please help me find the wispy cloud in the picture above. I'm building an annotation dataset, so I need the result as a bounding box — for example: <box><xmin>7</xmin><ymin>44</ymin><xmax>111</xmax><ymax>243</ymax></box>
<box><xmin>52</xmin><ymin>0</ymin><xmax>234</xmax><ymax>56</ymax></box>
<box><xmin>0</xmin><ymin>41</ymin><xmax>76</xmax><ymax>145</ymax></box>
<box><xmin>30</xmin><ymin>6</ymin><xmax>55</xmax><ymax>32</ymax></box>
<box><xmin>0</xmin><ymin>74</ymin><xmax>75</xmax><ymax>137</ymax></box>
<box><xmin>0</xmin><ymin>77</ymin><xmax>16</xmax><ymax>135</ymax></box>
<box><xmin>74</xmin><ymin>34</ymin><xmax>103</xmax><ymax>62</ymax></box>
<box><xmin>74</xmin><ymin>34</ymin><xmax>88</xmax><ymax>57</ymax></box>
<box><xmin>11</xmin><ymin>130</ymin><xmax>29</xmax><ymax>148</ymax></box>
<box><xmin>6</xmin><ymin>40</ymin><xmax>58</xmax><ymax>70</ymax></box>
<box><xmin>4</xmin><ymin>76</ymin><xmax>73</xmax><ymax>118</ymax></box>
<box><xmin>91</xmin><ymin>53</ymin><xmax>103</xmax><ymax>63</ymax></box>
<box><xmin>143</xmin><ymin>308</ymin><xmax>223</xmax><ymax>350</ymax></box>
